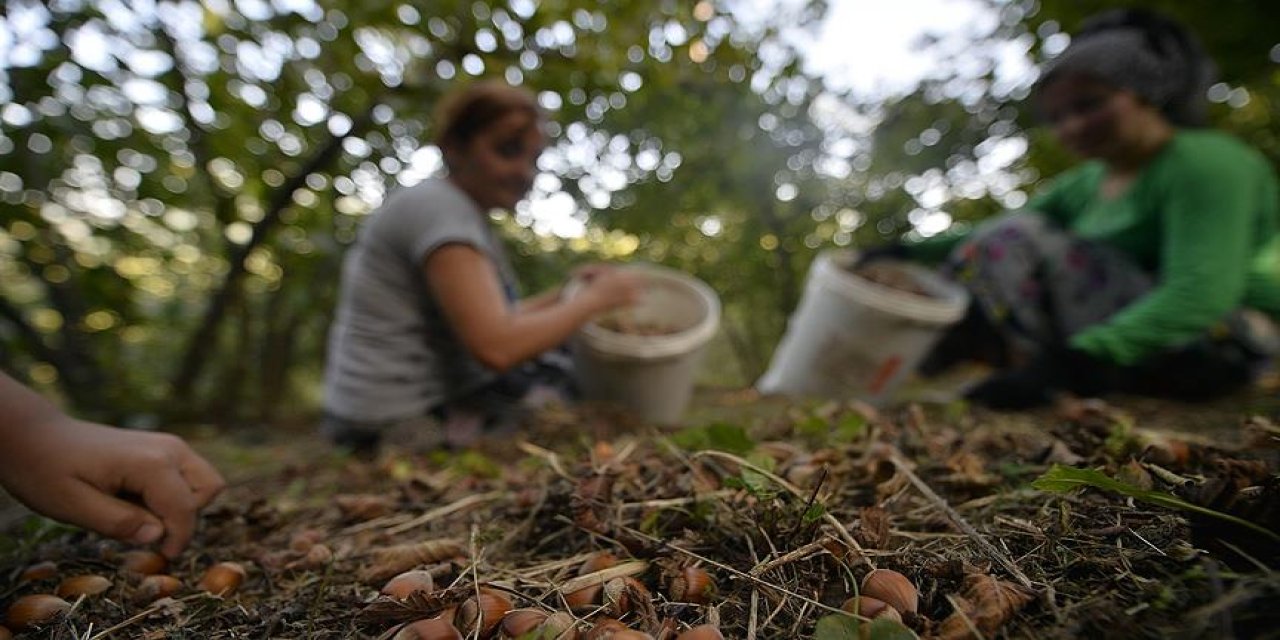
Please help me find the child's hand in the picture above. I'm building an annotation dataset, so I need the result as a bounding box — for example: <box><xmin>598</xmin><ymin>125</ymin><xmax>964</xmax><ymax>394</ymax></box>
<box><xmin>0</xmin><ymin>416</ymin><xmax>225</xmax><ymax>558</ymax></box>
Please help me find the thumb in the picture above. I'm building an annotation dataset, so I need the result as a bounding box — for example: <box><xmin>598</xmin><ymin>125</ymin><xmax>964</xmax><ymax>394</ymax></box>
<box><xmin>62</xmin><ymin>480</ymin><xmax>167</xmax><ymax>547</ymax></box>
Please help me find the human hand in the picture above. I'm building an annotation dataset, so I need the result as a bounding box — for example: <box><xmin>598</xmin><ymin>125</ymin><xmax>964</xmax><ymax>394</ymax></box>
<box><xmin>0</xmin><ymin>416</ymin><xmax>225</xmax><ymax>558</ymax></box>
<box><xmin>569</xmin><ymin>262</ymin><xmax>615</xmax><ymax>284</ymax></box>
<box><xmin>578</xmin><ymin>266</ymin><xmax>646</xmax><ymax>312</ymax></box>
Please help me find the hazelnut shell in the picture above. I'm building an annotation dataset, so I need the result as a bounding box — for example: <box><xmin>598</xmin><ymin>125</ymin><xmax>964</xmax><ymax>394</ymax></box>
<box><xmin>860</xmin><ymin>569</ymin><xmax>918</xmax><ymax>614</ymax></box>
<box><xmin>4</xmin><ymin>594</ymin><xmax>72</xmax><ymax>631</ymax></box>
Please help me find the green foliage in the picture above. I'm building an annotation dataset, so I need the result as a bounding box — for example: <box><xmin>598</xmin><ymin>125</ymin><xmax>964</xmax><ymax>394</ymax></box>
<box><xmin>813</xmin><ymin>614</ymin><xmax>919</xmax><ymax>640</ymax></box>
<box><xmin>1032</xmin><ymin>464</ymin><xmax>1280</xmax><ymax>542</ymax></box>
<box><xmin>1</xmin><ymin>0</ymin><xmax>1273</xmax><ymax>423</ymax></box>
<box><xmin>670</xmin><ymin>422</ymin><xmax>756</xmax><ymax>456</ymax></box>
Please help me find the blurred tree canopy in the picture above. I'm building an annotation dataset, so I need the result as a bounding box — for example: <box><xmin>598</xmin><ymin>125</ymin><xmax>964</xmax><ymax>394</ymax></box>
<box><xmin>0</xmin><ymin>0</ymin><xmax>1275</xmax><ymax>424</ymax></box>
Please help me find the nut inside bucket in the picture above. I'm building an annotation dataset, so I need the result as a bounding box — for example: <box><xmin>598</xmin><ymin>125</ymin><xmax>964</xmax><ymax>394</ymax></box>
<box><xmin>847</xmin><ymin>261</ymin><xmax>938</xmax><ymax>300</ymax></box>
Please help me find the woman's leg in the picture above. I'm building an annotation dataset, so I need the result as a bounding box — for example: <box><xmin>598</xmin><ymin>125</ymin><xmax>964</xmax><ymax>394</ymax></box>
<box><xmin>939</xmin><ymin>213</ymin><xmax>1153</xmax><ymax>364</ymax></box>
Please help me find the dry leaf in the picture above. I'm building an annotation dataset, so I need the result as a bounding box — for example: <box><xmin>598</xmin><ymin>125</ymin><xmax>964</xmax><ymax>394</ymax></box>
<box><xmin>934</xmin><ymin>573</ymin><xmax>1034</xmax><ymax>640</ymax></box>
<box><xmin>359</xmin><ymin>540</ymin><xmax>466</xmax><ymax>583</ymax></box>
<box><xmin>335</xmin><ymin>494</ymin><xmax>397</xmax><ymax>520</ymax></box>
<box><xmin>572</xmin><ymin>473</ymin><xmax>615</xmax><ymax>534</ymax></box>
<box><xmin>854</xmin><ymin>506</ymin><xmax>891</xmax><ymax>550</ymax></box>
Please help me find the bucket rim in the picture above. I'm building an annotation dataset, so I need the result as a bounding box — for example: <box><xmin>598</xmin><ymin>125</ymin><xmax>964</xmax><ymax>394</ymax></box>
<box><xmin>575</xmin><ymin>263</ymin><xmax>721</xmax><ymax>361</ymax></box>
<box><xmin>816</xmin><ymin>250</ymin><xmax>968</xmax><ymax>324</ymax></box>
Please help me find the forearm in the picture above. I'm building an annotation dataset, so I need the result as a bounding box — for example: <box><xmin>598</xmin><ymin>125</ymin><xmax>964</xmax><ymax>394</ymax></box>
<box><xmin>517</xmin><ymin>287</ymin><xmax>563</xmax><ymax>313</ymax></box>
<box><xmin>470</xmin><ymin>296</ymin><xmax>601</xmax><ymax>371</ymax></box>
<box><xmin>0</xmin><ymin>372</ymin><xmax>64</xmax><ymax>448</ymax></box>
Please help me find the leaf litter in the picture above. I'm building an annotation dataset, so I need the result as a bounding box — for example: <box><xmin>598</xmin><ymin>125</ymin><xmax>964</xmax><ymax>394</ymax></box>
<box><xmin>1</xmin><ymin>395</ymin><xmax>1278</xmax><ymax>638</ymax></box>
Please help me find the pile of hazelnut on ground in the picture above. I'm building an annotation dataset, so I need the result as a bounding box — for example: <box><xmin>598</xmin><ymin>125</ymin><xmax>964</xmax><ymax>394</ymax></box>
<box><xmin>2</xmin><ymin>549</ymin><xmax>246</xmax><ymax>636</ymax></box>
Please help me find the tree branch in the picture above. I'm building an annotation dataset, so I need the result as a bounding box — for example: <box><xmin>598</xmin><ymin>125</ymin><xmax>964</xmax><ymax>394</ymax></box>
<box><xmin>170</xmin><ymin>109</ymin><xmax>375</xmax><ymax>400</ymax></box>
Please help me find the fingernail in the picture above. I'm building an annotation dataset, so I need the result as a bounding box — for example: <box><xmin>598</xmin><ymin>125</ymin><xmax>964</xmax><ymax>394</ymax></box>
<box><xmin>133</xmin><ymin>522</ymin><xmax>164</xmax><ymax>544</ymax></box>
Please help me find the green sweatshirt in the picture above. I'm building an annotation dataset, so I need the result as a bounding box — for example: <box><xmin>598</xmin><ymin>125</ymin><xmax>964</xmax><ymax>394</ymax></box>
<box><xmin>907</xmin><ymin>129</ymin><xmax>1280</xmax><ymax>365</ymax></box>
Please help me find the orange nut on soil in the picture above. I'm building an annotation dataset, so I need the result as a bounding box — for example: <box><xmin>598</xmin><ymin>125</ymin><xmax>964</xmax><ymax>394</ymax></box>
<box><xmin>55</xmin><ymin>574</ymin><xmax>112</xmax><ymax>598</ymax></box>
<box><xmin>118</xmin><ymin>550</ymin><xmax>168</xmax><ymax>576</ymax></box>
<box><xmin>860</xmin><ymin>569</ymin><xmax>918</xmax><ymax>615</ymax></box>
<box><xmin>18</xmin><ymin>561</ymin><xmax>57</xmax><ymax>583</ymax></box>
<box><xmin>676</xmin><ymin>626</ymin><xmax>726</xmax><ymax>640</ymax></box>
<box><xmin>454</xmin><ymin>589</ymin><xmax>512</xmax><ymax>637</ymax></box>
<box><xmin>499</xmin><ymin>608</ymin><xmax>548</xmax><ymax>637</ymax></box>
<box><xmin>393</xmin><ymin>617</ymin><xmax>464</xmax><ymax>640</ymax></box>
<box><xmin>4</xmin><ymin>594</ymin><xmax>72</xmax><ymax>631</ymax></box>
<box><xmin>137</xmin><ymin>575</ymin><xmax>183</xmax><ymax>601</ymax></box>
<box><xmin>199</xmin><ymin>562</ymin><xmax>247</xmax><ymax>596</ymax></box>
<box><xmin>381</xmin><ymin>570</ymin><xmax>436</xmax><ymax>600</ymax></box>
<box><xmin>669</xmin><ymin>566</ymin><xmax>715</xmax><ymax>604</ymax></box>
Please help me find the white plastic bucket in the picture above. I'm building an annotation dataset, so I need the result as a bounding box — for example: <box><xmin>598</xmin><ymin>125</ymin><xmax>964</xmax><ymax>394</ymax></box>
<box><xmin>756</xmin><ymin>250</ymin><xmax>969</xmax><ymax>404</ymax></box>
<box><xmin>571</xmin><ymin>264</ymin><xmax>721</xmax><ymax>424</ymax></box>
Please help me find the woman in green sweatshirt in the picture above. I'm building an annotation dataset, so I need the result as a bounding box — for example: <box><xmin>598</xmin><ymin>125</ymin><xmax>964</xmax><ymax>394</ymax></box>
<box><xmin>883</xmin><ymin>9</ymin><xmax>1280</xmax><ymax>408</ymax></box>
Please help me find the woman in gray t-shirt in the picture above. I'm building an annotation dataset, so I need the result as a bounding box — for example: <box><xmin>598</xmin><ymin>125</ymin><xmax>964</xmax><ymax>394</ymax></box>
<box><xmin>323</xmin><ymin>81</ymin><xmax>644</xmax><ymax>453</ymax></box>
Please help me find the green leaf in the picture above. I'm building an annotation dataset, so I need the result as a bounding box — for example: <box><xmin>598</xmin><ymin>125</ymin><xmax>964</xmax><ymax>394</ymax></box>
<box><xmin>813</xmin><ymin>614</ymin><xmax>860</xmax><ymax>640</ymax></box>
<box><xmin>836</xmin><ymin>413</ymin><xmax>867</xmax><ymax>439</ymax></box>
<box><xmin>866</xmin><ymin>618</ymin><xmax>919</xmax><ymax>640</ymax></box>
<box><xmin>802</xmin><ymin>502</ymin><xmax>828</xmax><ymax>525</ymax></box>
<box><xmin>1032</xmin><ymin>464</ymin><xmax>1280</xmax><ymax>543</ymax></box>
<box><xmin>672</xmin><ymin>422</ymin><xmax>755</xmax><ymax>455</ymax></box>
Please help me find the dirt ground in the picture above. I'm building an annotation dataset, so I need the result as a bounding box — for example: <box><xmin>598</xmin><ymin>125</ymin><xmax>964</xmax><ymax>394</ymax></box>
<box><xmin>2</xmin><ymin>383</ymin><xmax>1279</xmax><ymax>639</ymax></box>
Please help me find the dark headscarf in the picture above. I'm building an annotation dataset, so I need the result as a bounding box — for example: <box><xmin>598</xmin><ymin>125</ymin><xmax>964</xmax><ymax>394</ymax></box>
<box><xmin>1036</xmin><ymin>9</ymin><xmax>1217</xmax><ymax>126</ymax></box>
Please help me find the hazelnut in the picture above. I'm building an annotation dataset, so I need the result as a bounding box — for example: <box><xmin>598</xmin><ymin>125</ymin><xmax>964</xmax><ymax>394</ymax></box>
<box><xmin>669</xmin><ymin>566</ymin><xmax>715</xmax><ymax>604</ymax></box>
<box><xmin>535</xmin><ymin>611</ymin><xmax>579</xmax><ymax>639</ymax></box>
<box><xmin>841</xmin><ymin>596</ymin><xmax>901</xmax><ymax>623</ymax></box>
<box><xmin>4</xmin><ymin>594</ymin><xmax>71</xmax><ymax>631</ymax></box>
<box><xmin>55</xmin><ymin>574</ymin><xmax>113</xmax><ymax>598</ymax></box>
<box><xmin>584</xmin><ymin>618</ymin><xmax>627</xmax><ymax>640</ymax></box>
<box><xmin>675</xmin><ymin>626</ymin><xmax>725</xmax><ymax>640</ymax></box>
<box><xmin>289</xmin><ymin>528</ymin><xmax>326</xmax><ymax>553</ymax></box>
<box><xmin>603</xmin><ymin>577</ymin><xmax>649</xmax><ymax>618</ymax></box>
<box><xmin>18</xmin><ymin>561</ymin><xmax>57</xmax><ymax>583</ymax></box>
<box><xmin>499</xmin><ymin>608</ymin><xmax>548</xmax><ymax>637</ymax></box>
<box><xmin>199</xmin><ymin>562</ymin><xmax>247</xmax><ymax>596</ymax></box>
<box><xmin>612</xmin><ymin>631</ymin><xmax>655</xmax><ymax>640</ymax></box>
<box><xmin>860</xmin><ymin>569</ymin><xmax>918</xmax><ymax>615</ymax></box>
<box><xmin>119</xmin><ymin>550</ymin><xmax>168</xmax><ymax>577</ymax></box>
<box><xmin>393</xmin><ymin>617</ymin><xmax>463</xmax><ymax>640</ymax></box>
<box><xmin>454</xmin><ymin>589</ymin><xmax>512</xmax><ymax>637</ymax></box>
<box><xmin>303</xmin><ymin>543</ymin><xmax>334</xmax><ymax>567</ymax></box>
<box><xmin>565</xmin><ymin>552</ymin><xmax>618</xmax><ymax>608</ymax></box>
<box><xmin>137</xmin><ymin>575</ymin><xmax>183</xmax><ymax>601</ymax></box>
<box><xmin>381</xmin><ymin>570</ymin><xmax>436</xmax><ymax>600</ymax></box>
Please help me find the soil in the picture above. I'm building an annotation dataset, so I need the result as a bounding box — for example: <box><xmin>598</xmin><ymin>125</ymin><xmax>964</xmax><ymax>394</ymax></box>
<box><xmin>2</xmin><ymin>390</ymin><xmax>1279</xmax><ymax>639</ymax></box>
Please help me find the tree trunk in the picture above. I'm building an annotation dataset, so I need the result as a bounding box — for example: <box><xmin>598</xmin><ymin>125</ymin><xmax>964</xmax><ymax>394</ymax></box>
<box><xmin>170</xmin><ymin>111</ymin><xmax>372</xmax><ymax>402</ymax></box>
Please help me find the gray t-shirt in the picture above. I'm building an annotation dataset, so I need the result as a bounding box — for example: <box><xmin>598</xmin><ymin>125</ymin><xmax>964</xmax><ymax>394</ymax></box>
<box><xmin>323</xmin><ymin>177</ymin><xmax>519</xmax><ymax>422</ymax></box>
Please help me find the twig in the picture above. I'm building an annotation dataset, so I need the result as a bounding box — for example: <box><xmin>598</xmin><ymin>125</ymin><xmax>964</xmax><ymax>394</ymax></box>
<box><xmin>386</xmin><ymin>491</ymin><xmax>505</xmax><ymax>536</ymax></box>
<box><xmin>889</xmin><ymin>451</ymin><xmax>1034</xmax><ymax>590</ymax></box>
<box><xmin>556</xmin><ymin>561</ymin><xmax>650</xmax><ymax>595</ymax></box>
<box><xmin>339</xmin><ymin>513</ymin><xmax>415</xmax><ymax>535</ymax></box>
<box><xmin>619</xmin><ymin>490</ymin><xmax>738</xmax><ymax>510</ymax></box>
<box><xmin>89</xmin><ymin>593</ymin><xmax>211</xmax><ymax>639</ymax></box>
<box><xmin>747</xmin><ymin>538</ymin><xmax>832</xmax><ymax>578</ymax></box>
<box><xmin>518</xmin><ymin>441</ymin><xmax>574</xmax><ymax>480</ymax></box>
<box><xmin>691</xmin><ymin>450</ymin><xmax>868</xmax><ymax>564</ymax></box>
<box><xmin>746</xmin><ymin>589</ymin><xmax>760</xmax><ymax>640</ymax></box>
<box><xmin>618</xmin><ymin>525</ymin><xmax>849</xmax><ymax>617</ymax></box>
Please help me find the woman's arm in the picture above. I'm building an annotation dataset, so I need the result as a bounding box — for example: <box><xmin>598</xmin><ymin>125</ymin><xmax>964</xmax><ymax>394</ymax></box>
<box><xmin>0</xmin><ymin>373</ymin><xmax>225</xmax><ymax>557</ymax></box>
<box><xmin>425</xmin><ymin>244</ymin><xmax>643</xmax><ymax>371</ymax></box>
<box><xmin>1071</xmin><ymin>149</ymin><xmax>1261</xmax><ymax>364</ymax></box>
